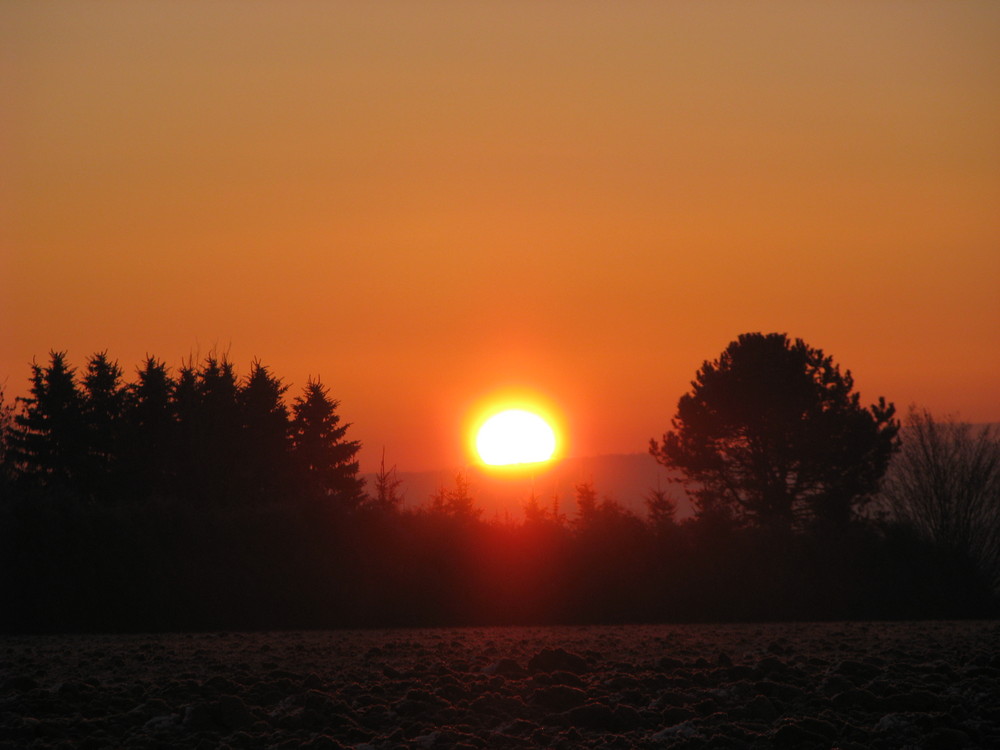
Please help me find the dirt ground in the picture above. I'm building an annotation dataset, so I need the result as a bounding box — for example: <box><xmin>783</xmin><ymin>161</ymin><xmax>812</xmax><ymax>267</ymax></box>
<box><xmin>2</xmin><ymin>620</ymin><xmax>998</xmax><ymax>749</ymax></box>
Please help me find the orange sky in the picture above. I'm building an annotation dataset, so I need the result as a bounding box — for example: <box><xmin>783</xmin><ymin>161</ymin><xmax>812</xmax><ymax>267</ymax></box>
<box><xmin>3</xmin><ymin>2</ymin><xmax>999</xmax><ymax>473</ymax></box>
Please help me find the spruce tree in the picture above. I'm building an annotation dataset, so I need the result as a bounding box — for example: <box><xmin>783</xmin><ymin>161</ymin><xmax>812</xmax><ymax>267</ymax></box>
<box><xmin>290</xmin><ymin>379</ymin><xmax>364</xmax><ymax>506</ymax></box>
<box><xmin>12</xmin><ymin>352</ymin><xmax>87</xmax><ymax>490</ymax></box>
<box><xmin>81</xmin><ymin>351</ymin><xmax>129</xmax><ymax>498</ymax></box>
<box><xmin>239</xmin><ymin>361</ymin><xmax>291</xmax><ymax>502</ymax></box>
<box><xmin>194</xmin><ymin>355</ymin><xmax>242</xmax><ymax>504</ymax></box>
<box><xmin>126</xmin><ymin>357</ymin><xmax>176</xmax><ymax>498</ymax></box>
<box><xmin>369</xmin><ymin>447</ymin><xmax>404</xmax><ymax>513</ymax></box>
<box><xmin>171</xmin><ymin>360</ymin><xmax>200</xmax><ymax>500</ymax></box>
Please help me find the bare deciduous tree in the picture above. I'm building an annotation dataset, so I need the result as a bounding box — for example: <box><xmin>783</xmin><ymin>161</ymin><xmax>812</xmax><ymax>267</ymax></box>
<box><xmin>880</xmin><ymin>408</ymin><xmax>1000</xmax><ymax>590</ymax></box>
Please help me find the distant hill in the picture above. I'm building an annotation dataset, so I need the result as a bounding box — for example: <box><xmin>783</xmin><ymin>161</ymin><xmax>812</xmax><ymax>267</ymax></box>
<box><xmin>363</xmin><ymin>453</ymin><xmax>695</xmax><ymax>521</ymax></box>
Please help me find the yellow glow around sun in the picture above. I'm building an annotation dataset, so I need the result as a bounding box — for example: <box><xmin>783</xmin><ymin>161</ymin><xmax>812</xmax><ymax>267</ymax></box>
<box><xmin>476</xmin><ymin>409</ymin><xmax>557</xmax><ymax>466</ymax></box>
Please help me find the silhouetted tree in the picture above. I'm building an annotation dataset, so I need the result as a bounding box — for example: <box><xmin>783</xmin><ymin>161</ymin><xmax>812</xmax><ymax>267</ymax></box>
<box><xmin>0</xmin><ymin>386</ymin><xmax>15</xmax><ymax>490</ymax></box>
<box><xmin>368</xmin><ymin>447</ymin><xmax>404</xmax><ymax>512</ymax></box>
<box><xmin>239</xmin><ymin>360</ymin><xmax>292</xmax><ymax>502</ymax></box>
<box><xmin>570</xmin><ymin>481</ymin><xmax>650</xmax><ymax>620</ymax></box>
<box><xmin>523</xmin><ymin>492</ymin><xmax>545</xmax><ymax>524</ymax></box>
<box><xmin>645</xmin><ymin>486</ymin><xmax>678</xmax><ymax>536</ymax></box>
<box><xmin>429</xmin><ymin>473</ymin><xmax>480</xmax><ymax>520</ymax></box>
<box><xmin>573</xmin><ymin>482</ymin><xmax>643</xmax><ymax>536</ymax></box>
<box><xmin>520</xmin><ymin>493</ymin><xmax>567</xmax><ymax>527</ymax></box>
<box><xmin>186</xmin><ymin>355</ymin><xmax>243</xmax><ymax>504</ymax></box>
<box><xmin>197</xmin><ymin>355</ymin><xmax>241</xmax><ymax>445</ymax></box>
<box><xmin>12</xmin><ymin>352</ymin><xmax>88</xmax><ymax>489</ymax></box>
<box><xmin>650</xmin><ymin>333</ymin><xmax>899</xmax><ymax>530</ymax></box>
<box><xmin>124</xmin><ymin>356</ymin><xmax>176</xmax><ymax>497</ymax></box>
<box><xmin>573</xmin><ymin>481</ymin><xmax>599</xmax><ymax>527</ymax></box>
<box><xmin>880</xmin><ymin>409</ymin><xmax>1000</xmax><ymax>591</ymax></box>
<box><xmin>290</xmin><ymin>378</ymin><xmax>364</xmax><ymax>506</ymax></box>
<box><xmin>170</xmin><ymin>359</ymin><xmax>201</xmax><ymax>499</ymax></box>
<box><xmin>81</xmin><ymin>351</ymin><xmax>129</xmax><ymax>496</ymax></box>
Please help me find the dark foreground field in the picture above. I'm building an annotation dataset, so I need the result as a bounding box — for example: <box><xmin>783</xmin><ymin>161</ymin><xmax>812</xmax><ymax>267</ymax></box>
<box><xmin>2</xmin><ymin>621</ymin><xmax>998</xmax><ymax>749</ymax></box>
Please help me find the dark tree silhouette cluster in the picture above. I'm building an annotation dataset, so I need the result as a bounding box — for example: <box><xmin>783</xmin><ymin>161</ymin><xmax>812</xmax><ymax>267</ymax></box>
<box><xmin>0</xmin><ymin>337</ymin><xmax>996</xmax><ymax>633</ymax></box>
<box><xmin>6</xmin><ymin>351</ymin><xmax>362</xmax><ymax>507</ymax></box>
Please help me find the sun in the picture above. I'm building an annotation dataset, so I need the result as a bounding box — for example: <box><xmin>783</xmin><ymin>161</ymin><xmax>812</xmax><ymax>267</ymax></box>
<box><xmin>476</xmin><ymin>409</ymin><xmax>557</xmax><ymax>466</ymax></box>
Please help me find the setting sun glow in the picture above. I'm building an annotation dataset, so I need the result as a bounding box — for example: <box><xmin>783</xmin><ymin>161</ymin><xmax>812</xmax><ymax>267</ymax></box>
<box><xmin>476</xmin><ymin>409</ymin><xmax>557</xmax><ymax>466</ymax></box>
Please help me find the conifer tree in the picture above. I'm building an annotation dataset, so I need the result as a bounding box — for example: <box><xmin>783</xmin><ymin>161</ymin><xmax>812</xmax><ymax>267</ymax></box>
<box><xmin>645</xmin><ymin>487</ymin><xmax>678</xmax><ymax>534</ymax></box>
<box><xmin>81</xmin><ymin>351</ymin><xmax>129</xmax><ymax>496</ymax></box>
<box><xmin>445</xmin><ymin>473</ymin><xmax>478</xmax><ymax>518</ymax></box>
<box><xmin>427</xmin><ymin>473</ymin><xmax>480</xmax><ymax>519</ymax></box>
<box><xmin>126</xmin><ymin>357</ymin><xmax>175</xmax><ymax>498</ymax></box>
<box><xmin>573</xmin><ymin>481</ymin><xmax>599</xmax><ymax>529</ymax></box>
<box><xmin>170</xmin><ymin>360</ymin><xmax>200</xmax><ymax>499</ymax></box>
<box><xmin>239</xmin><ymin>361</ymin><xmax>291</xmax><ymax>501</ymax></box>
<box><xmin>197</xmin><ymin>355</ymin><xmax>240</xmax><ymax>431</ymax></box>
<box><xmin>290</xmin><ymin>379</ymin><xmax>364</xmax><ymax>505</ymax></box>
<box><xmin>523</xmin><ymin>493</ymin><xmax>546</xmax><ymax>524</ymax></box>
<box><xmin>369</xmin><ymin>447</ymin><xmax>404</xmax><ymax>512</ymax></box>
<box><xmin>195</xmin><ymin>355</ymin><xmax>242</xmax><ymax>504</ymax></box>
<box><xmin>168</xmin><ymin>356</ymin><xmax>243</xmax><ymax>503</ymax></box>
<box><xmin>13</xmin><ymin>352</ymin><xmax>87</xmax><ymax>489</ymax></box>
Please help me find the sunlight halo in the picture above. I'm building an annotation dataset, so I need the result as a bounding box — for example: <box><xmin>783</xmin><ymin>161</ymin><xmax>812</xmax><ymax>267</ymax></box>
<box><xmin>475</xmin><ymin>409</ymin><xmax>557</xmax><ymax>466</ymax></box>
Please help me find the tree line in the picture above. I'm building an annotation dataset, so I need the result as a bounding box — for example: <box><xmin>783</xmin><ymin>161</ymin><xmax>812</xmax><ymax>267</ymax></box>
<box><xmin>1</xmin><ymin>336</ymin><xmax>997</xmax><ymax>632</ymax></box>
<box><xmin>2</xmin><ymin>351</ymin><xmax>363</xmax><ymax>508</ymax></box>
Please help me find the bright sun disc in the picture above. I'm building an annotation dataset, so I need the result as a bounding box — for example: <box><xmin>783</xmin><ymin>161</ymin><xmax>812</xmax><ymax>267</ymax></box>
<box><xmin>476</xmin><ymin>409</ymin><xmax>557</xmax><ymax>466</ymax></box>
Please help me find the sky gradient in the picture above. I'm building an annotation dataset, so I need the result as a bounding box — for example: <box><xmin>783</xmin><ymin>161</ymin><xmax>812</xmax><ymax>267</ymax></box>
<box><xmin>3</xmin><ymin>1</ymin><xmax>998</xmax><ymax>473</ymax></box>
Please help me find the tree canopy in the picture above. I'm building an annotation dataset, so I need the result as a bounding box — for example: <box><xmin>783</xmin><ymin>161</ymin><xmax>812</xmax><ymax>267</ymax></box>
<box><xmin>650</xmin><ymin>332</ymin><xmax>899</xmax><ymax>530</ymax></box>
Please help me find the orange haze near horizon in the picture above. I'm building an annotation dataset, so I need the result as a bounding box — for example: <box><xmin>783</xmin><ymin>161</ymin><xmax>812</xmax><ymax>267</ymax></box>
<box><xmin>3</xmin><ymin>2</ymin><xmax>999</xmax><ymax>474</ymax></box>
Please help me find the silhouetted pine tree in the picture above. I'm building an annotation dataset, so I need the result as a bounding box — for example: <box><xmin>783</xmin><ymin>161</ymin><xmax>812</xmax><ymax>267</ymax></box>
<box><xmin>81</xmin><ymin>351</ymin><xmax>129</xmax><ymax>499</ymax></box>
<box><xmin>645</xmin><ymin>487</ymin><xmax>678</xmax><ymax>537</ymax></box>
<box><xmin>171</xmin><ymin>359</ymin><xmax>201</xmax><ymax>500</ymax></box>
<box><xmin>428</xmin><ymin>473</ymin><xmax>479</xmax><ymax>520</ymax></box>
<box><xmin>195</xmin><ymin>355</ymin><xmax>243</xmax><ymax>504</ymax></box>
<box><xmin>522</xmin><ymin>493</ymin><xmax>546</xmax><ymax>524</ymax></box>
<box><xmin>368</xmin><ymin>447</ymin><xmax>404</xmax><ymax>513</ymax></box>
<box><xmin>573</xmin><ymin>481</ymin><xmax>599</xmax><ymax>529</ymax></box>
<box><xmin>651</xmin><ymin>332</ymin><xmax>899</xmax><ymax>532</ymax></box>
<box><xmin>290</xmin><ymin>379</ymin><xmax>364</xmax><ymax>506</ymax></box>
<box><xmin>239</xmin><ymin>361</ymin><xmax>292</xmax><ymax>502</ymax></box>
<box><xmin>570</xmin><ymin>481</ymin><xmax>649</xmax><ymax>621</ymax></box>
<box><xmin>12</xmin><ymin>352</ymin><xmax>88</xmax><ymax>491</ymax></box>
<box><xmin>124</xmin><ymin>357</ymin><xmax>176</xmax><ymax>498</ymax></box>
